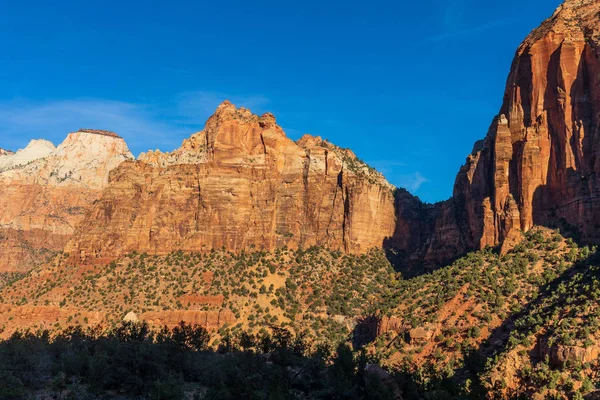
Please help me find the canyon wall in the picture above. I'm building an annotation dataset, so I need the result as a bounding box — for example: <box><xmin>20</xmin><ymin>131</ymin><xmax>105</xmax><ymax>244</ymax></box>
<box><xmin>4</xmin><ymin>1</ymin><xmax>600</xmax><ymax>271</ymax></box>
<box><xmin>407</xmin><ymin>0</ymin><xmax>600</xmax><ymax>266</ymax></box>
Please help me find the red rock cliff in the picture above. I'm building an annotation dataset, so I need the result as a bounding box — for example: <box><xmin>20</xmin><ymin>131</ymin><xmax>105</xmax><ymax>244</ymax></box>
<box><xmin>66</xmin><ymin>102</ymin><xmax>398</xmax><ymax>260</ymax></box>
<box><xmin>417</xmin><ymin>0</ymin><xmax>600</xmax><ymax>265</ymax></box>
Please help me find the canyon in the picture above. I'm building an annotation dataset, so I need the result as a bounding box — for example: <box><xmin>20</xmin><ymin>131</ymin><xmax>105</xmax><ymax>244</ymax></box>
<box><xmin>4</xmin><ymin>1</ymin><xmax>600</xmax><ymax>274</ymax></box>
<box><xmin>1</xmin><ymin>1</ymin><xmax>600</xmax><ymax>398</ymax></box>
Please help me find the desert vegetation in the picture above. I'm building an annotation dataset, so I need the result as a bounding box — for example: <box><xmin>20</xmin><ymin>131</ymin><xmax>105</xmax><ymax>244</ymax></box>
<box><xmin>2</xmin><ymin>228</ymin><xmax>600</xmax><ymax>398</ymax></box>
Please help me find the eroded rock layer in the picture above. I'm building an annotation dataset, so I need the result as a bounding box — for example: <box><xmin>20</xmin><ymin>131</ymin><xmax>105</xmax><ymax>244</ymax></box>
<box><xmin>66</xmin><ymin>102</ymin><xmax>398</xmax><ymax>260</ymax></box>
<box><xmin>417</xmin><ymin>0</ymin><xmax>600</xmax><ymax>265</ymax></box>
<box><xmin>0</xmin><ymin>131</ymin><xmax>133</xmax><ymax>272</ymax></box>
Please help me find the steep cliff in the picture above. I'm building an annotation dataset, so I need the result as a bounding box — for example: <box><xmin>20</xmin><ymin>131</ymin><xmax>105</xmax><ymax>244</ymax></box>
<box><xmin>414</xmin><ymin>0</ymin><xmax>600</xmax><ymax>266</ymax></box>
<box><xmin>66</xmin><ymin>102</ymin><xmax>398</xmax><ymax>260</ymax></box>
<box><xmin>0</xmin><ymin>131</ymin><xmax>133</xmax><ymax>272</ymax></box>
<box><xmin>9</xmin><ymin>1</ymin><xmax>600</xmax><ymax>271</ymax></box>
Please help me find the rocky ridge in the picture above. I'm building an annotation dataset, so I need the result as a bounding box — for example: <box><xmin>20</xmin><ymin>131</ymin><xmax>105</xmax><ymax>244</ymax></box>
<box><xmin>3</xmin><ymin>1</ymin><xmax>600</xmax><ymax>274</ymax></box>
<box><xmin>400</xmin><ymin>0</ymin><xmax>600</xmax><ymax>268</ymax></box>
<box><xmin>66</xmin><ymin>101</ymin><xmax>398</xmax><ymax>261</ymax></box>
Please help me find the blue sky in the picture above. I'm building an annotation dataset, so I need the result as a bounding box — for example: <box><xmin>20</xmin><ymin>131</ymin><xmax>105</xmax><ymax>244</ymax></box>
<box><xmin>0</xmin><ymin>0</ymin><xmax>562</xmax><ymax>203</ymax></box>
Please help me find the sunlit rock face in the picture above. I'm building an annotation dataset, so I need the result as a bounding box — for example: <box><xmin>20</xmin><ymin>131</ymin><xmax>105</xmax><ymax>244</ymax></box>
<box><xmin>0</xmin><ymin>131</ymin><xmax>133</xmax><ymax>272</ymax></box>
<box><xmin>8</xmin><ymin>2</ymin><xmax>600</xmax><ymax>272</ymax></box>
<box><xmin>413</xmin><ymin>0</ymin><xmax>600</xmax><ymax>265</ymax></box>
<box><xmin>66</xmin><ymin>101</ymin><xmax>399</xmax><ymax>261</ymax></box>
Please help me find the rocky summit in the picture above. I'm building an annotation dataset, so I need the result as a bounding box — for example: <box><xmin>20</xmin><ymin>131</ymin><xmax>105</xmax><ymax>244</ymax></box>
<box><xmin>67</xmin><ymin>100</ymin><xmax>398</xmax><ymax>261</ymax></box>
<box><xmin>0</xmin><ymin>130</ymin><xmax>133</xmax><ymax>272</ymax></box>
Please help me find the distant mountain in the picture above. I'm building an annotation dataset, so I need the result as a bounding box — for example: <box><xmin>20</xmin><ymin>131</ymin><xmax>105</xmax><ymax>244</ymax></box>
<box><xmin>0</xmin><ymin>139</ymin><xmax>55</xmax><ymax>172</ymax></box>
<box><xmin>0</xmin><ymin>130</ymin><xmax>132</xmax><ymax>272</ymax></box>
<box><xmin>64</xmin><ymin>101</ymin><xmax>404</xmax><ymax>263</ymax></box>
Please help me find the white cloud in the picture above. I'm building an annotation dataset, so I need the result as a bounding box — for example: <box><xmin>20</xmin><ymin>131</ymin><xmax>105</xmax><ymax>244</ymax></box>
<box><xmin>397</xmin><ymin>172</ymin><xmax>429</xmax><ymax>193</ymax></box>
<box><xmin>365</xmin><ymin>159</ymin><xmax>427</xmax><ymax>194</ymax></box>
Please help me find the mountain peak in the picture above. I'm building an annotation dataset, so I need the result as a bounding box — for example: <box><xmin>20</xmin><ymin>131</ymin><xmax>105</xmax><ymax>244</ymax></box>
<box><xmin>216</xmin><ymin>99</ymin><xmax>234</xmax><ymax>110</ymax></box>
<box><xmin>520</xmin><ymin>0</ymin><xmax>600</xmax><ymax>51</ymax></box>
<box><xmin>0</xmin><ymin>139</ymin><xmax>55</xmax><ymax>172</ymax></box>
<box><xmin>210</xmin><ymin>100</ymin><xmax>257</xmax><ymax>123</ymax></box>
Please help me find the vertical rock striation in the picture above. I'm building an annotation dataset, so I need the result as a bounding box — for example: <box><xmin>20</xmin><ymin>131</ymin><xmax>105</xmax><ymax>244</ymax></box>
<box><xmin>414</xmin><ymin>0</ymin><xmax>600</xmax><ymax>265</ymax></box>
<box><xmin>66</xmin><ymin>102</ymin><xmax>398</xmax><ymax>260</ymax></box>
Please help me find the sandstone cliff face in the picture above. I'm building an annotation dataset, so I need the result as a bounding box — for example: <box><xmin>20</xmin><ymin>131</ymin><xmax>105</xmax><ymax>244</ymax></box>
<box><xmin>67</xmin><ymin>102</ymin><xmax>398</xmax><ymax>260</ymax></box>
<box><xmin>420</xmin><ymin>0</ymin><xmax>600</xmax><ymax>263</ymax></box>
<box><xmin>9</xmin><ymin>1</ymin><xmax>600</xmax><ymax>272</ymax></box>
<box><xmin>0</xmin><ymin>131</ymin><xmax>133</xmax><ymax>272</ymax></box>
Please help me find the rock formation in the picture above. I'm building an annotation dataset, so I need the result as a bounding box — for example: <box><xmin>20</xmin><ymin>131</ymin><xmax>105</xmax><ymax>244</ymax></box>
<box><xmin>408</xmin><ymin>0</ymin><xmax>600</xmax><ymax>266</ymax></box>
<box><xmin>6</xmin><ymin>1</ymin><xmax>600</xmax><ymax>272</ymax></box>
<box><xmin>0</xmin><ymin>139</ymin><xmax>55</xmax><ymax>172</ymax></box>
<box><xmin>0</xmin><ymin>130</ymin><xmax>133</xmax><ymax>272</ymax></box>
<box><xmin>66</xmin><ymin>102</ymin><xmax>398</xmax><ymax>260</ymax></box>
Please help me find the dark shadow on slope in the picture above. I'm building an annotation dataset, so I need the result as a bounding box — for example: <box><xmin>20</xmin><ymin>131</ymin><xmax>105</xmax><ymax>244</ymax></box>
<box><xmin>381</xmin><ymin>188</ymin><xmax>460</xmax><ymax>279</ymax></box>
<box><xmin>352</xmin><ymin>315</ymin><xmax>380</xmax><ymax>350</ymax></box>
<box><xmin>0</xmin><ymin>321</ymin><xmax>400</xmax><ymax>400</ymax></box>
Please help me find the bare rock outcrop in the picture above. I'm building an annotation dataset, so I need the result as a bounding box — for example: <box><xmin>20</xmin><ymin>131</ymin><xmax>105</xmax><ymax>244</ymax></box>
<box><xmin>66</xmin><ymin>101</ymin><xmax>398</xmax><ymax>260</ymax></box>
<box><xmin>415</xmin><ymin>0</ymin><xmax>600</xmax><ymax>264</ymax></box>
<box><xmin>0</xmin><ymin>139</ymin><xmax>55</xmax><ymax>172</ymax></box>
<box><xmin>0</xmin><ymin>131</ymin><xmax>133</xmax><ymax>272</ymax></box>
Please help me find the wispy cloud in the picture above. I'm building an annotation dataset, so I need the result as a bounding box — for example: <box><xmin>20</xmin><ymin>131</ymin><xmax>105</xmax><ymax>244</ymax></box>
<box><xmin>366</xmin><ymin>159</ymin><xmax>427</xmax><ymax>194</ymax></box>
<box><xmin>397</xmin><ymin>172</ymin><xmax>429</xmax><ymax>193</ymax></box>
<box><xmin>418</xmin><ymin>0</ymin><xmax>515</xmax><ymax>44</ymax></box>
<box><xmin>0</xmin><ymin>91</ymin><xmax>269</xmax><ymax>156</ymax></box>
<box><xmin>366</xmin><ymin>160</ymin><xmax>407</xmax><ymax>176</ymax></box>
<box><xmin>419</xmin><ymin>18</ymin><xmax>514</xmax><ymax>43</ymax></box>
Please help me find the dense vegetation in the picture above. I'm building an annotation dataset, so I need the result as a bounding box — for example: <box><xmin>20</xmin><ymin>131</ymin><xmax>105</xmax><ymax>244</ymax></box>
<box><xmin>368</xmin><ymin>228</ymin><xmax>600</xmax><ymax>399</ymax></box>
<box><xmin>0</xmin><ymin>321</ymin><xmax>398</xmax><ymax>399</ymax></box>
